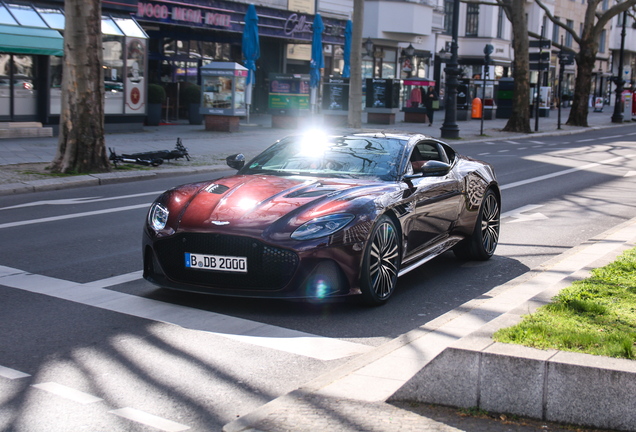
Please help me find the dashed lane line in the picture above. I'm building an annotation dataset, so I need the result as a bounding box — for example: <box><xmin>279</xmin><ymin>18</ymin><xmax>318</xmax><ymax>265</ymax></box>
<box><xmin>32</xmin><ymin>382</ymin><xmax>103</xmax><ymax>404</ymax></box>
<box><xmin>528</xmin><ymin>140</ymin><xmax>545</xmax><ymax>144</ymax></box>
<box><xmin>110</xmin><ymin>408</ymin><xmax>190</xmax><ymax>432</ymax></box>
<box><xmin>0</xmin><ymin>266</ymin><xmax>372</xmax><ymax>361</ymax></box>
<box><xmin>0</xmin><ymin>203</ymin><xmax>151</xmax><ymax>230</ymax></box>
<box><xmin>0</xmin><ymin>364</ymin><xmax>30</xmax><ymax>379</ymax></box>
<box><xmin>576</xmin><ymin>138</ymin><xmax>596</xmax><ymax>143</ymax></box>
<box><xmin>501</xmin><ymin>155</ymin><xmax>635</xmax><ymax>190</ymax></box>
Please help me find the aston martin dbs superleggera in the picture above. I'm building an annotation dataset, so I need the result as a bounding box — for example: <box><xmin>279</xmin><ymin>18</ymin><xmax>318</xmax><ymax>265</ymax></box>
<box><xmin>143</xmin><ymin>132</ymin><xmax>500</xmax><ymax>305</ymax></box>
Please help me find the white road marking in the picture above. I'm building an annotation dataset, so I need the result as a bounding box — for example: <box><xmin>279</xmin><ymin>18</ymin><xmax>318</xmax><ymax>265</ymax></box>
<box><xmin>501</xmin><ymin>155</ymin><xmax>633</xmax><ymax>190</ymax></box>
<box><xmin>109</xmin><ymin>407</ymin><xmax>190</xmax><ymax>432</ymax></box>
<box><xmin>0</xmin><ymin>266</ymin><xmax>372</xmax><ymax>361</ymax></box>
<box><xmin>518</xmin><ymin>147</ymin><xmax>527</xmax><ymax>150</ymax></box>
<box><xmin>498</xmin><ymin>149</ymin><xmax>509</xmax><ymax>153</ymax></box>
<box><xmin>504</xmin><ymin>140</ymin><xmax>520</xmax><ymax>144</ymax></box>
<box><xmin>501</xmin><ymin>204</ymin><xmax>544</xmax><ymax>220</ymax></box>
<box><xmin>0</xmin><ymin>191</ymin><xmax>163</xmax><ymax>211</ymax></box>
<box><xmin>576</xmin><ymin>138</ymin><xmax>595</xmax><ymax>143</ymax></box>
<box><xmin>528</xmin><ymin>140</ymin><xmax>544</xmax><ymax>144</ymax></box>
<box><xmin>484</xmin><ymin>141</ymin><xmax>495</xmax><ymax>145</ymax></box>
<box><xmin>478</xmin><ymin>153</ymin><xmax>490</xmax><ymax>156</ymax></box>
<box><xmin>0</xmin><ymin>203</ymin><xmax>151</xmax><ymax>230</ymax></box>
<box><xmin>603</xmin><ymin>135</ymin><xmax>624</xmax><ymax>139</ymax></box>
<box><xmin>32</xmin><ymin>382</ymin><xmax>102</xmax><ymax>404</ymax></box>
<box><xmin>626</xmin><ymin>171</ymin><xmax>636</xmax><ymax>177</ymax></box>
<box><xmin>626</xmin><ymin>132</ymin><xmax>636</xmax><ymax>136</ymax></box>
<box><xmin>0</xmin><ymin>364</ymin><xmax>30</xmax><ymax>380</ymax></box>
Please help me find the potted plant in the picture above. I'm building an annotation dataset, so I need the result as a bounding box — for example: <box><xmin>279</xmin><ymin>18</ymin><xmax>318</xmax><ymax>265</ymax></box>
<box><xmin>183</xmin><ymin>84</ymin><xmax>203</xmax><ymax>125</ymax></box>
<box><xmin>147</xmin><ymin>84</ymin><xmax>166</xmax><ymax>126</ymax></box>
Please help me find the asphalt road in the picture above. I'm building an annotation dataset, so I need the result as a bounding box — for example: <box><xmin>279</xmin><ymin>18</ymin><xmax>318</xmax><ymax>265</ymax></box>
<box><xmin>1</xmin><ymin>125</ymin><xmax>635</xmax><ymax>431</ymax></box>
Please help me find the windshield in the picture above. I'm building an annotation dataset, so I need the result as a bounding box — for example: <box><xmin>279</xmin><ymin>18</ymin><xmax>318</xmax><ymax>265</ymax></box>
<box><xmin>240</xmin><ymin>135</ymin><xmax>407</xmax><ymax>181</ymax></box>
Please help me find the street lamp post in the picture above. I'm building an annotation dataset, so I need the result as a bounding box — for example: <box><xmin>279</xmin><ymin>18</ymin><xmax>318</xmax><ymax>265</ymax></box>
<box><xmin>441</xmin><ymin>0</ymin><xmax>461</xmax><ymax>139</ymax></box>
<box><xmin>612</xmin><ymin>11</ymin><xmax>627</xmax><ymax>123</ymax></box>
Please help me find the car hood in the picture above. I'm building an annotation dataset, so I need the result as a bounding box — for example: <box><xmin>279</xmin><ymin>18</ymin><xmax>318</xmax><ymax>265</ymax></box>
<box><xmin>176</xmin><ymin>175</ymin><xmax>386</xmax><ymax>235</ymax></box>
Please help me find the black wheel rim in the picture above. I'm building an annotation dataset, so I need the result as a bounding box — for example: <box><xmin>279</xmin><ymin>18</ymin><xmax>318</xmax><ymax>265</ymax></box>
<box><xmin>369</xmin><ymin>222</ymin><xmax>399</xmax><ymax>299</ymax></box>
<box><xmin>481</xmin><ymin>194</ymin><xmax>500</xmax><ymax>255</ymax></box>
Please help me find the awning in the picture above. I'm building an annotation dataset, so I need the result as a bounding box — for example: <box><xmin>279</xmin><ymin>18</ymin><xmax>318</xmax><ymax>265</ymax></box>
<box><xmin>0</xmin><ymin>24</ymin><xmax>63</xmax><ymax>56</ymax></box>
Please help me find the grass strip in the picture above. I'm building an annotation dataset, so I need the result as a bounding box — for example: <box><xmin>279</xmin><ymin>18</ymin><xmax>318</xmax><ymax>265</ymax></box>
<box><xmin>494</xmin><ymin>246</ymin><xmax>636</xmax><ymax>359</ymax></box>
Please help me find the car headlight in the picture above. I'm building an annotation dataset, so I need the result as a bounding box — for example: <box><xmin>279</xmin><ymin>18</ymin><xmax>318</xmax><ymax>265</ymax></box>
<box><xmin>148</xmin><ymin>203</ymin><xmax>169</xmax><ymax>232</ymax></box>
<box><xmin>291</xmin><ymin>214</ymin><xmax>355</xmax><ymax>240</ymax></box>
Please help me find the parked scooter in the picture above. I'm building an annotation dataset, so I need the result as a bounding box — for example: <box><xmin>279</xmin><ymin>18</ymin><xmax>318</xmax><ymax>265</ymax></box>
<box><xmin>109</xmin><ymin>138</ymin><xmax>190</xmax><ymax>168</ymax></box>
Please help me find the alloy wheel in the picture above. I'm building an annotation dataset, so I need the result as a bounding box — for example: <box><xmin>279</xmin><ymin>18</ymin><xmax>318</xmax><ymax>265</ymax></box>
<box><xmin>481</xmin><ymin>193</ymin><xmax>500</xmax><ymax>255</ymax></box>
<box><xmin>369</xmin><ymin>221</ymin><xmax>399</xmax><ymax>299</ymax></box>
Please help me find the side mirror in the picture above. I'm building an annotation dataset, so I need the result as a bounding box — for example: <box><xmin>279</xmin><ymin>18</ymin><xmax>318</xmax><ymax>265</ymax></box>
<box><xmin>406</xmin><ymin>160</ymin><xmax>451</xmax><ymax>179</ymax></box>
<box><xmin>226</xmin><ymin>153</ymin><xmax>245</xmax><ymax>170</ymax></box>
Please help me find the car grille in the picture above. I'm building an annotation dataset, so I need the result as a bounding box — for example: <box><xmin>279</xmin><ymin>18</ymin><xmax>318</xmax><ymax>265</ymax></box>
<box><xmin>154</xmin><ymin>233</ymin><xmax>299</xmax><ymax>291</ymax></box>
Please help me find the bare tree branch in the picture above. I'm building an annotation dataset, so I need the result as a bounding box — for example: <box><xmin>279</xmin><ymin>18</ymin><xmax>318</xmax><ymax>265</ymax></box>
<box><xmin>535</xmin><ymin>0</ymin><xmax>582</xmax><ymax>45</ymax></box>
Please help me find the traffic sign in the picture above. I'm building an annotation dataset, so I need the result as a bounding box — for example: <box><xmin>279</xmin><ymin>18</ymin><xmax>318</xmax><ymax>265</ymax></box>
<box><xmin>529</xmin><ymin>39</ymin><xmax>552</xmax><ymax>49</ymax></box>
<box><xmin>529</xmin><ymin>52</ymin><xmax>550</xmax><ymax>62</ymax></box>
<box><xmin>558</xmin><ymin>51</ymin><xmax>575</xmax><ymax>65</ymax></box>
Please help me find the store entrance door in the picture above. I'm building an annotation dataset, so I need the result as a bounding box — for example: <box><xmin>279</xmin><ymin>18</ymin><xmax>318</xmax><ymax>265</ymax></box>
<box><xmin>0</xmin><ymin>53</ymin><xmax>37</xmax><ymax>121</ymax></box>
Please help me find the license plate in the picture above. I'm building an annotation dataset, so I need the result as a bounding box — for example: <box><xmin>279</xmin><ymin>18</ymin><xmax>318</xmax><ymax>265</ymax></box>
<box><xmin>185</xmin><ymin>252</ymin><xmax>247</xmax><ymax>273</ymax></box>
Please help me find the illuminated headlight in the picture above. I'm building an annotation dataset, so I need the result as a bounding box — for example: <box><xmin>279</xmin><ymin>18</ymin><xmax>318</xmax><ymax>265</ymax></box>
<box><xmin>148</xmin><ymin>203</ymin><xmax>169</xmax><ymax>232</ymax></box>
<box><xmin>291</xmin><ymin>214</ymin><xmax>354</xmax><ymax>240</ymax></box>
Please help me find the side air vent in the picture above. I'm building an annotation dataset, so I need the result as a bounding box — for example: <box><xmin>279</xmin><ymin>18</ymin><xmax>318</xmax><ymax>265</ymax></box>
<box><xmin>205</xmin><ymin>184</ymin><xmax>230</xmax><ymax>194</ymax></box>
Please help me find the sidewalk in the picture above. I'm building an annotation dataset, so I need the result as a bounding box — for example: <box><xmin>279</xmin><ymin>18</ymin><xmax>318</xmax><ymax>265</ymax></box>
<box><xmin>0</xmin><ymin>105</ymin><xmax>629</xmax><ymax>168</ymax></box>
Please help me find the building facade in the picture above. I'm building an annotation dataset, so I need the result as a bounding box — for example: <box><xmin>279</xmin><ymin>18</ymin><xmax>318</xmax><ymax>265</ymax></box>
<box><xmin>0</xmin><ymin>0</ymin><xmax>146</xmax><ymax>131</ymax></box>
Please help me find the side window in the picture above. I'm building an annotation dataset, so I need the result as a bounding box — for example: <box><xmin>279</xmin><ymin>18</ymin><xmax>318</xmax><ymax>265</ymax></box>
<box><xmin>439</xmin><ymin>143</ymin><xmax>455</xmax><ymax>164</ymax></box>
<box><xmin>415</xmin><ymin>142</ymin><xmax>442</xmax><ymax>161</ymax></box>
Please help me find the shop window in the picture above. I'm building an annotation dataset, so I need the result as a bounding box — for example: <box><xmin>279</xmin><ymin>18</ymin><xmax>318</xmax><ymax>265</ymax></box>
<box><xmin>102</xmin><ymin>16</ymin><xmax>124</xmax><ymax>36</ymax></box>
<box><xmin>189</xmin><ymin>40</ymin><xmax>201</xmax><ymax>58</ymax></box>
<box><xmin>104</xmin><ymin>36</ymin><xmax>124</xmax><ymax>114</ymax></box>
<box><xmin>6</xmin><ymin>3</ymin><xmax>47</xmax><ymax>27</ymax></box>
<box><xmin>163</xmin><ymin>39</ymin><xmax>176</xmax><ymax>57</ymax></box>
<box><xmin>36</xmin><ymin>7</ymin><xmax>65</xmax><ymax>30</ymax></box>
<box><xmin>0</xmin><ymin>5</ymin><xmax>17</xmax><ymax>25</ymax></box>
<box><xmin>465</xmin><ymin>4</ymin><xmax>479</xmax><ymax>37</ymax></box>
<box><xmin>176</xmin><ymin>40</ymin><xmax>189</xmax><ymax>56</ymax></box>
<box><xmin>199</xmin><ymin>42</ymin><xmax>231</xmax><ymax>64</ymax></box>
<box><xmin>382</xmin><ymin>49</ymin><xmax>396</xmax><ymax>79</ymax></box>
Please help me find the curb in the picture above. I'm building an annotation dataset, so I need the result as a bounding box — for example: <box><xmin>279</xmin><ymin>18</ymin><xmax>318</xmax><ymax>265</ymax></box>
<box><xmin>223</xmin><ymin>216</ymin><xmax>636</xmax><ymax>432</ymax></box>
<box><xmin>389</xmin><ymin>217</ymin><xmax>636</xmax><ymax>431</ymax></box>
<box><xmin>0</xmin><ymin>164</ymin><xmax>227</xmax><ymax>197</ymax></box>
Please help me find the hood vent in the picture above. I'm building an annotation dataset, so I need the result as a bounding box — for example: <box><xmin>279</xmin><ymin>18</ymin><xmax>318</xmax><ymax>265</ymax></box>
<box><xmin>205</xmin><ymin>184</ymin><xmax>230</xmax><ymax>194</ymax></box>
<box><xmin>285</xmin><ymin>189</ymin><xmax>336</xmax><ymax>198</ymax></box>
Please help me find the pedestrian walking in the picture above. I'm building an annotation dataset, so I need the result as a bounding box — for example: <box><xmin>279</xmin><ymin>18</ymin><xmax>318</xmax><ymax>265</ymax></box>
<box><xmin>424</xmin><ymin>87</ymin><xmax>438</xmax><ymax>126</ymax></box>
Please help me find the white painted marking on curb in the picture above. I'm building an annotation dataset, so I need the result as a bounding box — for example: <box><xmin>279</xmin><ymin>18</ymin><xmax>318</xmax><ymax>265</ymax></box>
<box><xmin>109</xmin><ymin>407</ymin><xmax>190</xmax><ymax>432</ymax></box>
<box><xmin>501</xmin><ymin>155</ymin><xmax>634</xmax><ymax>190</ymax></box>
<box><xmin>0</xmin><ymin>266</ymin><xmax>372</xmax><ymax>361</ymax></box>
<box><xmin>0</xmin><ymin>365</ymin><xmax>30</xmax><ymax>379</ymax></box>
<box><xmin>32</xmin><ymin>382</ymin><xmax>102</xmax><ymax>404</ymax></box>
<box><xmin>0</xmin><ymin>203</ymin><xmax>151</xmax><ymax>230</ymax></box>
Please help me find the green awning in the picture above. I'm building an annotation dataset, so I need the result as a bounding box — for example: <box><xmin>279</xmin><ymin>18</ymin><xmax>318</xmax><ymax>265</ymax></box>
<box><xmin>0</xmin><ymin>24</ymin><xmax>63</xmax><ymax>56</ymax></box>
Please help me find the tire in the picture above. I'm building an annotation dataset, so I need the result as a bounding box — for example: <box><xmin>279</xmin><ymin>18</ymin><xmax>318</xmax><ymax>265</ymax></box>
<box><xmin>453</xmin><ymin>189</ymin><xmax>500</xmax><ymax>261</ymax></box>
<box><xmin>360</xmin><ymin>215</ymin><xmax>401</xmax><ymax>306</ymax></box>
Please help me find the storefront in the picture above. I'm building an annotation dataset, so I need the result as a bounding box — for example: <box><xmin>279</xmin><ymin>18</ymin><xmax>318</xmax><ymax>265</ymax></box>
<box><xmin>0</xmin><ymin>0</ymin><xmax>146</xmax><ymax>131</ymax></box>
<box><xmin>135</xmin><ymin>0</ymin><xmax>347</xmax><ymax>117</ymax></box>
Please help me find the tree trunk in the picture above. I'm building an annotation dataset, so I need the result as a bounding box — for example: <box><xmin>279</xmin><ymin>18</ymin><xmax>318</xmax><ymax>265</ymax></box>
<box><xmin>566</xmin><ymin>42</ymin><xmax>595</xmax><ymax>127</ymax></box>
<box><xmin>51</xmin><ymin>0</ymin><xmax>109</xmax><ymax>174</ymax></box>
<box><xmin>348</xmin><ymin>0</ymin><xmax>364</xmax><ymax>129</ymax></box>
<box><xmin>502</xmin><ymin>0</ymin><xmax>531</xmax><ymax>133</ymax></box>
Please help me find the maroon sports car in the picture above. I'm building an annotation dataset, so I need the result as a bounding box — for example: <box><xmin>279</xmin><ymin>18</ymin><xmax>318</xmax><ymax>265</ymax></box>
<box><xmin>143</xmin><ymin>132</ymin><xmax>500</xmax><ymax>305</ymax></box>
